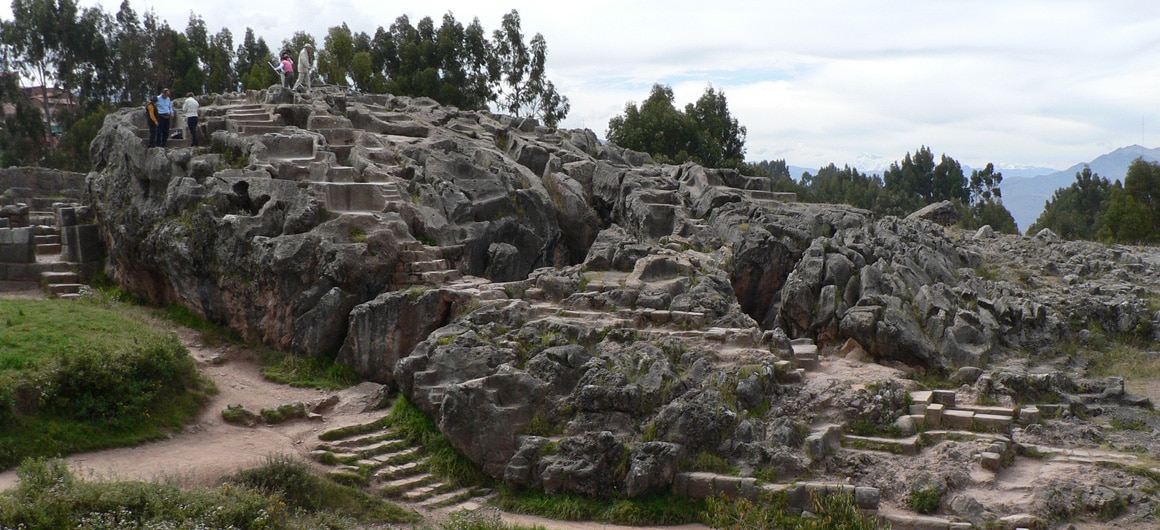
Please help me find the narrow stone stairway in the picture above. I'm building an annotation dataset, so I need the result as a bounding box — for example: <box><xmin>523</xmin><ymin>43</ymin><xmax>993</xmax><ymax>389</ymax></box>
<box><xmin>311</xmin><ymin>414</ymin><xmax>494</xmax><ymax>513</ymax></box>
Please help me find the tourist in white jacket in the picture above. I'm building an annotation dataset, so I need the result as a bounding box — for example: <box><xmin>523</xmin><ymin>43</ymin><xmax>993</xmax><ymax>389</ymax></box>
<box><xmin>293</xmin><ymin>44</ymin><xmax>313</xmax><ymax>90</ymax></box>
<box><xmin>182</xmin><ymin>93</ymin><xmax>200</xmax><ymax>146</ymax></box>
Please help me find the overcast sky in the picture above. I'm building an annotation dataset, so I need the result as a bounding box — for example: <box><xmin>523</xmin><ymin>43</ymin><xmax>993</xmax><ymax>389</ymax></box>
<box><xmin>8</xmin><ymin>0</ymin><xmax>1160</xmax><ymax>171</ymax></box>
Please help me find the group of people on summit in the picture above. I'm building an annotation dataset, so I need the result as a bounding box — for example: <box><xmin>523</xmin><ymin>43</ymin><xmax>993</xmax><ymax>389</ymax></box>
<box><xmin>144</xmin><ymin>45</ymin><xmax>314</xmax><ymax>149</ymax></box>
<box><xmin>144</xmin><ymin>88</ymin><xmax>199</xmax><ymax>148</ymax></box>
<box><xmin>276</xmin><ymin>44</ymin><xmax>314</xmax><ymax>90</ymax></box>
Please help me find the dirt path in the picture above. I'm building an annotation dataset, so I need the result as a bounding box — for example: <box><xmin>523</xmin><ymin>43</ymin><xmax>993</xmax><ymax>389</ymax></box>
<box><xmin>0</xmin><ymin>324</ymin><xmax>371</xmax><ymax>491</ymax></box>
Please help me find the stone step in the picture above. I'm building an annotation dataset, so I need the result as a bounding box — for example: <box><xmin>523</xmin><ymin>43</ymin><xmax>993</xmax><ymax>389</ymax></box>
<box><xmin>420</xmin><ymin>269</ymin><xmax>462</xmax><ymax>284</ymax></box>
<box><xmin>40</xmin><ymin>271</ymin><xmax>78</xmax><ymax>284</ymax></box>
<box><xmin>35</xmin><ymin>243</ymin><xmax>61</xmax><ymax>255</ymax></box>
<box><xmin>228</xmin><ymin>112</ymin><xmax>274</xmax><ymax>122</ymax></box>
<box><xmin>327</xmin><ymin>432</ymin><xmax>400</xmax><ymax>449</ymax></box>
<box><xmin>33</xmin><ymin>234</ymin><xmax>60</xmax><ymax>245</ymax></box>
<box><xmin>374</xmin><ymin>445</ymin><xmax>422</xmax><ymax>464</ymax></box>
<box><xmin>311</xmin><ymin>449</ymin><xmax>358</xmax><ymax>461</ymax></box>
<box><xmin>352</xmin><ymin>437</ymin><xmax>409</xmax><ymax>457</ymax></box>
<box><xmin>402</xmin><ymin>482</ymin><xmax>445</xmax><ymax>501</ymax></box>
<box><xmin>399</xmin><ymin>249</ymin><xmax>443</xmax><ymax>262</ymax></box>
<box><xmin>237</xmin><ymin>124</ymin><xmax>285</xmax><ymax>136</ymax></box>
<box><xmin>419</xmin><ymin>487</ymin><xmax>483</xmax><ymax>509</ymax></box>
<box><xmin>380</xmin><ymin>472</ymin><xmax>435</xmax><ymax>492</ymax></box>
<box><xmin>842</xmin><ymin>434</ymin><xmax>920</xmax><ymax>456</ymax></box>
<box><xmin>375</xmin><ymin>460</ymin><xmax>425</xmax><ymax>481</ymax></box>
<box><xmin>307</xmin><ymin>115</ymin><xmax>353</xmax><ymax>129</ymax></box>
<box><xmin>954</xmin><ymin>404</ymin><xmax>1017</xmax><ymax>418</ymax></box>
<box><xmin>879</xmin><ymin>513</ymin><xmax>972</xmax><ymax>530</ymax></box>
<box><xmin>46</xmin><ymin>283</ymin><xmax>82</xmax><ymax>297</ymax></box>
<box><xmin>324</xmin><ymin>166</ymin><xmax>360</xmax><ymax>183</ymax></box>
<box><xmin>405</xmin><ymin>259</ymin><xmax>451</xmax><ymax>273</ymax></box>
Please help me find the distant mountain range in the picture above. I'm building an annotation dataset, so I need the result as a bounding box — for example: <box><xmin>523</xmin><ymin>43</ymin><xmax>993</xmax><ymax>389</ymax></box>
<box><xmin>1000</xmin><ymin>145</ymin><xmax>1160</xmax><ymax>232</ymax></box>
<box><xmin>783</xmin><ymin>145</ymin><xmax>1160</xmax><ymax>233</ymax></box>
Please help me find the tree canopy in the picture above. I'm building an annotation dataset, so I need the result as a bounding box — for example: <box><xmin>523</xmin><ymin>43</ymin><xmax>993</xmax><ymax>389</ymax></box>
<box><xmin>1099</xmin><ymin>159</ymin><xmax>1160</xmax><ymax>244</ymax></box>
<box><xmin>1027</xmin><ymin>166</ymin><xmax>1111</xmax><ymax>240</ymax></box>
<box><xmin>0</xmin><ymin>1</ymin><xmax>571</xmax><ymax>170</ymax></box>
<box><xmin>750</xmin><ymin>148</ymin><xmax>1019</xmax><ymax>234</ymax></box>
<box><xmin>607</xmin><ymin>84</ymin><xmax>747</xmax><ymax>171</ymax></box>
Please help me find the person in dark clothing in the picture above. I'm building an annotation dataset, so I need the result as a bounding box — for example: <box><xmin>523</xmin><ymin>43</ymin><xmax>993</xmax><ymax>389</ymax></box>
<box><xmin>145</xmin><ymin>96</ymin><xmax>159</xmax><ymax>148</ymax></box>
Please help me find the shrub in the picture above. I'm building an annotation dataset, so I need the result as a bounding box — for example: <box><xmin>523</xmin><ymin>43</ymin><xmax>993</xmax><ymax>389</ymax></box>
<box><xmin>0</xmin><ymin>456</ymin><xmax>418</xmax><ymax>529</ymax></box>
<box><xmin>910</xmin><ymin>485</ymin><xmax>943</xmax><ymax>514</ymax></box>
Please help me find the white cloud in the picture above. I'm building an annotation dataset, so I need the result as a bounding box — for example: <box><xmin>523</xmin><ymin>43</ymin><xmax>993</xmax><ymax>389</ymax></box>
<box><xmin>6</xmin><ymin>0</ymin><xmax>1160</xmax><ymax>170</ymax></box>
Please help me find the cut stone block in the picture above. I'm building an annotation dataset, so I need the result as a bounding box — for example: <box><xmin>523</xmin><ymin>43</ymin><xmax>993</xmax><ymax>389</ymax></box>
<box><xmin>854</xmin><ymin>486</ymin><xmax>880</xmax><ymax>509</ymax></box>
<box><xmin>925</xmin><ymin>403</ymin><xmax>945</xmax><ymax>428</ymax></box>
<box><xmin>1017</xmin><ymin>406</ymin><xmax>1040</xmax><ymax>425</ymax></box>
<box><xmin>974</xmin><ymin>413</ymin><xmax>1012</xmax><ymax>433</ymax></box>
<box><xmin>943</xmin><ymin>409</ymin><xmax>975</xmax><ymax>429</ymax></box>
<box><xmin>910</xmin><ymin>390</ymin><xmax>933</xmax><ymax>406</ymax></box>
<box><xmin>931</xmin><ymin>389</ymin><xmax>957</xmax><ymax>408</ymax></box>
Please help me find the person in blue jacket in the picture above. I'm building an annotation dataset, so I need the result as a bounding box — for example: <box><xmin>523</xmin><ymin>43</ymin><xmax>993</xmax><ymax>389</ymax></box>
<box><xmin>156</xmin><ymin>88</ymin><xmax>173</xmax><ymax>147</ymax></box>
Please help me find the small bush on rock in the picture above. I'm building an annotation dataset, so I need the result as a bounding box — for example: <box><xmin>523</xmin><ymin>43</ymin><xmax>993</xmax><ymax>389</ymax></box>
<box><xmin>909</xmin><ymin>485</ymin><xmax>943</xmax><ymax>514</ymax></box>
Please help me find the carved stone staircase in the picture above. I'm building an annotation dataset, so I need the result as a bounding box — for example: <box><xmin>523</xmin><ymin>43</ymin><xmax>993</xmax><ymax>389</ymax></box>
<box><xmin>311</xmin><ymin>413</ymin><xmax>493</xmax><ymax>513</ymax></box>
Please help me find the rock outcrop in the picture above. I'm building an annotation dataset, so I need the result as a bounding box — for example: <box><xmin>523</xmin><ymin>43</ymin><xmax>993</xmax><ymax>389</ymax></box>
<box><xmin>84</xmin><ymin>86</ymin><xmax>1160</xmax><ymax>522</ymax></box>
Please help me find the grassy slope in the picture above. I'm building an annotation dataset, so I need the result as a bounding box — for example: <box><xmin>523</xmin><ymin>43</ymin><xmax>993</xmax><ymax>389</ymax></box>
<box><xmin>0</xmin><ymin>296</ymin><xmax>213</xmax><ymax>470</ymax></box>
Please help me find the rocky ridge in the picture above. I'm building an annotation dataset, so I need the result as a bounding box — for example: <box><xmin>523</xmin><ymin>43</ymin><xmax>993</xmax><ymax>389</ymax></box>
<box><xmin>86</xmin><ymin>85</ymin><xmax>1160</xmax><ymax>527</ymax></box>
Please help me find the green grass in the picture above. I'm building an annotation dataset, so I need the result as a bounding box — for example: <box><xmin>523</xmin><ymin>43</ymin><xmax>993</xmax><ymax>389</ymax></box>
<box><xmin>495</xmin><ymin>487</ymin><xmax>704</xmax><ymax>526</ymax></box>
<box><xmin>0</xmin><ymin>456</ymin><xmax>419</xmax><ymax>529</ymax></box>
<box><xmin>260</xmin><ymin>348</ymin><xmax>360</xmax><ymax>390</ymax></box>
<box><xmin>388</xmin><ymin>396</ymin><xmax>491</xmax><ymax>488</ymax></box>
<box><xmin>909</xmin><ymin>486</ymin><xmax>943</xmax><ymax>514</ymax></box>
<box><xmin>0</xmin><ymin>296</ymin><xmax>213</xmax><ymax>470</ymax></box>
<box><xmin>702</xmin><ymin>491</ymin><xmax>888</xmax><ymax>530</ymax></box>
<box><xmin>163</xmin><ymin>302</ymin><xmax>242</xmax><ymax>346</ymax></box>
<box><xmin>0</xmin><ymin>298</ymin><xmax>166</xmax><ymax>371</ymax></box>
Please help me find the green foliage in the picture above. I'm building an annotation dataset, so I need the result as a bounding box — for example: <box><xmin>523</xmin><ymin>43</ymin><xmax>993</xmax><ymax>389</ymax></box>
<box><xmin>388</xmin><ymin>396</ymin><xmax>491</xmax><ymax>487</ymax></box>
<box><xmin>882</xmin><ymin>146</ymin><xmax>970</xmax><ymax>215</ymax></box>
<box><xmin>496</xmin><ymin>487</ymin><xmax>704</xmax><ymax>526</ymax></box>
<box><xmin>799</xmin><ymin>163</ymin><xmax>883</xmax><ymax>210</ymax></box>
<box><xmin>909</xmin><ymin>485</ymin><xmax>943</xmax><ymax>514</ymax></box>
<box><xmin>684</xmin><ymin>450</ymin><xmax>737</xmax><ymax>475</ymax></box>
<box><xmin>259</xmin><ymin>402</ymin><xmax>307</xmax><ymax>424</ymax></box>
<box><xmin>222</xmin><ymin>403</ymin><xmax>259</xmax><ymax>426</ymax></box>
<box><xmin>516</xmin><ymin>415</ymin><xmax>560</xmax><ymax>437</ymax></box>
<box><xmin>607</xmin><ymin>83</ymin><xmax>745</xmax><ymax>170</ymax></box>
<box><xmin>41</xmin><ymin>105</ymin><xmax>108</xmax><ymax>172</ymax></box>
<box><xmin>1099</xmin><ymin>158</ymin><xmax>1160</xmax><ymax>243</ymax></box>
<box><xmin>703</xmin><ymin>491</ymin><xmax>888</xmax><ymax>530</ymax></box>
<box><xmin>0</xmin><ymin>296</ymin><xmax>215</xmax><ymax>470</ymax></box>
<box><xmin>259</xmin><ymin>349</ymin><xmax>360</xmax><ymax>390</ymax></box>
<box><xmin>163</xmin><ymin>301</ymin><xmax>242</xmax><ymax>345</ymax></box>
<box><xmin>492</xmin><ymin>10</ymin><xmax>570</xmax><ymax>127</ymax></box>
<box><xmin>0</xmin><ymin>456</ymin><xmax>418</xmax><ymax>529</ymax></box>
<box><xmin>0</xmin><ymin>71</ymin><xmax>48</xmax><ymax>167</ymax></box>
<box><xmin>959</xmin><ymin>198</ymin><xmax>1019</xmax><ymax>234</ymax></box>
<box><xmin>1029</xmin><ymin>166</ymin><xmax>1112</xmax><ymax>239</ymax></box>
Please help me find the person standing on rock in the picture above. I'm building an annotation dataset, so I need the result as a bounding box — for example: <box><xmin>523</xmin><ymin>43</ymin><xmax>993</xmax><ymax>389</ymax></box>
<box><xmin>182</xmin><ymin>92</ymin><xmax>200</xmax><ymax>147</ymax></box>
<box><xmin>145</xmin><ymin>96</ymin><xmax>159</xmax><ymax>148</ymax></box>
<box><xmin>293</xmin><ymin>44</ymin><xmax>313</xmax><ymax>91</ymax></box>
<box><xmin>279</xmin><ymin>52</ymin><xmax>294</xmax><ymax>89</ymax></box>
<box><xmin>155</xmin><ymin>88</ymin><xmax>173</xmax><ymax>147</ymax></box>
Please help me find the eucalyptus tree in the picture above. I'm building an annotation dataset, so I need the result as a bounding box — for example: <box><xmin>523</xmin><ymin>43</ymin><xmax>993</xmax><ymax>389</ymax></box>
<box><xmin>491</xmin><ymin>10</ymin><xmax>568</xmax><ymax>126</ymax></box>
